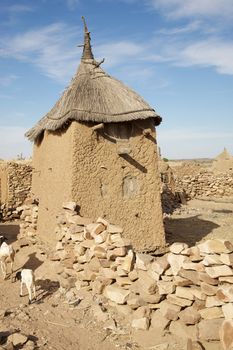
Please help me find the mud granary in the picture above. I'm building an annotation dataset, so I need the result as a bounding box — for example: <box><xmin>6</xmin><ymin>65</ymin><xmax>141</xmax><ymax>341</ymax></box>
<box><xmin>212</xmin><ymin>147</ymin><xmax>233</xmax><ymax>173</ymax></box>
<box><xmin>26</xmin><ymin>18</ymin><xmax>165</xmax><ymax>252</ymax></box>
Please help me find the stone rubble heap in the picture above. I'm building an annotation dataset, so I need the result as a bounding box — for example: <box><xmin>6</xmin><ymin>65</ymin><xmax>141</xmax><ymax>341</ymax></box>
<box><xmin>174</xmin><ymin>171</ymin><xmax>233</xmax><ymax>200</ymax></box>
<box><xmin>0</xmin><ymin>305</ymin><xmax>39</xmax><ymax>350</ymax></box>
<box><xmin>0</xmin><ymin>331</ymin><xmax>35</xmax><ymax>350</ymax></box>
<box><xmin>49</xmin><ymin>202</ymin><xmax>233</xmax><ymax>348</ymax></box>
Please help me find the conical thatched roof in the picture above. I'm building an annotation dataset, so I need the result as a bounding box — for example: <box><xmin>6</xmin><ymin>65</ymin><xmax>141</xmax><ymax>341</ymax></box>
<box><xmin>215</xmin><ymin>147</ymin><xmax>232</xmax><ymax>160</ymax></box>
<box><xmin>26</xmin><ymin>18</ymin><xmax>161</xmax><ymax>142</ymax></box>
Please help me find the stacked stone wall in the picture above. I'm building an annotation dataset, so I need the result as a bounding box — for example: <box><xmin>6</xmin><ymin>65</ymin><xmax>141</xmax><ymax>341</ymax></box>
<box><xmin>174</xmin><ymin>171</ymin><xmax>233</xmax><ymax>200</ymax></box>
<box><xmin>17</xmin><ymin>200</ymin><xmax>38</xmax><ymax>238</ymax></box>
<box><xmin>0</xmin><ymin>161</ymin><xmax>32</xmax><ymax>220</ymax></box>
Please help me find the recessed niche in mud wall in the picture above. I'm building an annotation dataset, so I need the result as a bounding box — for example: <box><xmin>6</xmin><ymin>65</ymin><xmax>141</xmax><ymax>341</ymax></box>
<box><xmin>100</xmin><ymin>182</ymin><xmax>108</xmax><ymax>197</ymax></box>
<box><xmin>122</xmin><ymin>175</ymin><xmax>139</xmax><ymax>198</ymax></box>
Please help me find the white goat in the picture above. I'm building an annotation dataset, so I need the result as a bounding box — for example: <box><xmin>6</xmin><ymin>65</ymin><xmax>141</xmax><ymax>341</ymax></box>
<box><xmin>15</xmin><ymin>269</ymin><xmax>36</xmax><ymax>304</ymax></box>
<box><xmin>0</xmin><ymin>235</ymin><xmax>15</xmax><ymax>282</ymax></box>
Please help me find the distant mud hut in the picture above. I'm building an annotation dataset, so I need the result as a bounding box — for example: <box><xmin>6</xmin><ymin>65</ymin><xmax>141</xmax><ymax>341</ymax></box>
<box><xmin>26</xmin><ymin>18</ymin><xmax>165</xmax><ymax>251</ymax></box>
<box><xmin>212</xmin><ymin>148</ymin><xmax>233</xmax><ymax>173</ymax></box>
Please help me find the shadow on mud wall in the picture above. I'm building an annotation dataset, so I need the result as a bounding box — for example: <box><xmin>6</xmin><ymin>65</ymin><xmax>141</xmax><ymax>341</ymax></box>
<box><xmin>0</xmin><ymin>223</ymin><xmax>19</xmax><ymax>244</ymax></box>
<box><xmin>164</xmin><ymin>215</ymin><xmax>220</xmax><ymax>246</ymax></box>
<box><xmin>161</xmin><ymin>187</ymin><xmax>187</xmax><ymax>214</ymax></box>
<box><xmin>161</xmin><ymin>188</ymin><xmax>182</xmax><ymax>214</ymax></box>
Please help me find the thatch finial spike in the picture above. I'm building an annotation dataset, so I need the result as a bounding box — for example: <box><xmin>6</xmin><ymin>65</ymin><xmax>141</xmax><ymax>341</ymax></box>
<box><xmin>81</xmin><ymin>16</ymin><xmax>94</xmax><ymax>60</ymax></box>
<box><xmin>82</xmin><ymin>16</ymin><xmax>88</xmax><ymax>33</ymax></box>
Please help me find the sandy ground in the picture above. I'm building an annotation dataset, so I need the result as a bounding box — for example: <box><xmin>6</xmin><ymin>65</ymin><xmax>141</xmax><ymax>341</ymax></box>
<box><xmin>165</xmin><ymin>196</ymin><xmax>233</xmax><ymax>246</ymax></box>
<box><xmin>1</xmin><ymin>197</ymin><xmax>232</xmax><ymax>350</ymax></box>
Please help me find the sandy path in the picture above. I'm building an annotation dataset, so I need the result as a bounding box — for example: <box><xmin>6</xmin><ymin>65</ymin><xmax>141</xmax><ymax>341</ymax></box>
<box><xmin>165</xmin><ymin>197</ymin><xmax>233</xmax><ymax>246</ymax></box>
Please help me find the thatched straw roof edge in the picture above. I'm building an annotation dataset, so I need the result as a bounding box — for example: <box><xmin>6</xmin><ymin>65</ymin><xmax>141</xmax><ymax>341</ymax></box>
<box><xmin>25</xmin><ymin>109</ymin><xmax>161</xmax><ymax>142</ymax></box>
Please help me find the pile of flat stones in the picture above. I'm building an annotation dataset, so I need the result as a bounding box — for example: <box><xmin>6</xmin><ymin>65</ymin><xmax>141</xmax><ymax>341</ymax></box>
<box><xmin>50</xmin><ymin>202</ymin><xmax>233</xmax><ymax>348</ymax></box>
<box><xmin>0</xmin><ymin>332</ymin><xmax>35</xmax><ymax>350</ymax></box>
<box><xmin>0</xmin><ymin>322</ymin><xmax>35</xmax><ymax>350</ymax></box>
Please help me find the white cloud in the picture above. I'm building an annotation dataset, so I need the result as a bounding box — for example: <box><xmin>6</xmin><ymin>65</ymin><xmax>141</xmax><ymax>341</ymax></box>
<box><xmin>158</xmin><ymin>20</ymin><xmax>202</xmax><ymax>35</ymax></box>
<box><xmin>137</xmin><ymin>0</ymin><xmax>233</xmax><ymax>75</ymax></box>
<box><xmin>0</xmin><ymin>74</ymin><xmax>18</xmax><ymax>87</ymax></box>
<box><xmin>0</xmin><ymin>22</ymin><xmax>139</xmax><ymax>84</ymax></box>
<box><xmin>95</xmin><ymin>41</ymin><xmax>143</xmax><ymax>68</ymax></box>
<box><xmin>0</xmin><ymin>4</ymin><xmax>35</xmax><ymax>28</ymax></box>
<box><xmin>0</xmin><ymin>94</ymin><xmax>13</xmax><ymax>99</ymax></box>
<box><xmin>178</xmin><ymin>39</ymin><xmax>233</xmax><ymax>75</ymax></box>
<box><xmin>158</xmin><ymin>38</ymin><xmax>233</xmax><ymax>75</ymax></box>
<box><xmin>97</xmin><ymin>0</ymin><xmax>137</xmax><ymax>3</ymax></box>
<box><xmin>0</xmin><ymin>26</ymin><xmax>148</xmax><ymax>83</ymax></box>
<box><xmin>1</xmin><ymin>15</ymin><xmax>233</xmax><ymax>88</ymax></box>
<box><xmin>159</xmin><ymin>129</ymin><xmax>233</xmax><ymax>141</ymax></box>
<box><xmin>40</xmin><ymin>0</ymin><xmax>80</xmax><ymax>10</ymax></box>
<box><xmin>66</xmin><ymin>0</ymin><xmax>80</xmax><ymax>10</ymax></box>
<box><xmin>0</xmin><ymin>126</ymin><xmax>32</xmax><ymax>160</ymax></box>
<box><xmin>5</xmin><ymin>4</ymin><xmax>34</xmax><ymax>14</ymax></box>
<box><xmin>95</xmin><ymin>17</ymin><xmax>233</xmax><ymax>78</ymax></box>
<box><xmin>0</xmin><ymin>23</ymin><xmax>80</xmax><ymax>83</ymax></box>
<box><xmin>148</xmin><ymin>0</ymin><xmax>233</xmax><ymax>19</ymax></box>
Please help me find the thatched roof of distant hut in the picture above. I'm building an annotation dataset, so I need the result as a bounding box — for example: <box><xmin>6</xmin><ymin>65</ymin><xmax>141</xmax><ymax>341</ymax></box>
<box><xmin>215</xmin><ymin>147</ymin><xmax>232</xmax><ymax>161</ymax></box>
<box><xmin>212</xmin><ymin>147</ymin><xmax>233</xmax><ymax>173</ymax></box>
<box><xmin>26</xmin><ymin>18</ymin><xmax>161</xmax><ymax>142</ymax></box>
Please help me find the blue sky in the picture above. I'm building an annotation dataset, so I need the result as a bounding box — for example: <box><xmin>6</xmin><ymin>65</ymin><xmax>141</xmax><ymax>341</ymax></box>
<box><xmin>1</xmin><ymin>0</ymin><xmax>233</xmax><ymax>160</ymax></box>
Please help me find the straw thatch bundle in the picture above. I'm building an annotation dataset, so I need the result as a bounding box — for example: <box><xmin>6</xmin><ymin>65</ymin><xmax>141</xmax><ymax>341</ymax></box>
<box><xmin>26</xmin><ymin>19</ymin><xmax>161</xmax><ymax>142</ymax></box>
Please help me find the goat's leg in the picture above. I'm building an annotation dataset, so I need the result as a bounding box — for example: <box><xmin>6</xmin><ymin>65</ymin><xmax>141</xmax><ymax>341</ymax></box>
<box><xmin>0</xmin><ymin>261</ymin><xmax>4</xmax><ymax>278</ymax></box>
<box><xmin>20</xmin><ymin>281</ymin><xmax>23</xmax><ymax>297</ymax></box>
<box><xmin>26</xmin><ymin>283</ymin><xmax>32</xmax><ymax>304</ymax></box>
<box><xmin>1</xmin><ymin>261</ymin><xmax>7</xmax><ymax>280</ymax></box>
<box><xmin>10</xmin><ymin>251</ymin><xmax>15</xmax><ymax>283</ymax></box>
<box><xmin>33</xmin><ymin>284</ymin><xmax>36</xmax><ymax>301</ymax></box>
<box><xmin>10</xmin><ymin>260</ymin><xmax>14</xmax><ymax>282</ymax></box>
<box><xmin>3</xmin><ymin>265</ymin><xmax>6</xmax><ymax>279</ymax></box>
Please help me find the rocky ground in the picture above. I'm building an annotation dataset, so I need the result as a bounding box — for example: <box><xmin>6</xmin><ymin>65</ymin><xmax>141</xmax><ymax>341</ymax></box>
<box><xmin>1</xmin><ymin>197</ymin><xmax>233</xmax><ymax>350</ymax></box>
